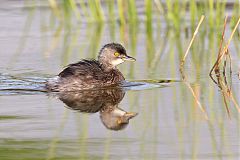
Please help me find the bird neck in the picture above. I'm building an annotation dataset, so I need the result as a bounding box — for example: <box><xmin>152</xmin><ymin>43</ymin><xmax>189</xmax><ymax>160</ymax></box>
<box><xmin>101</xmin><ymin>63</ymin><xmax>116</xmax><ymax>72</ymax></box>
<box><xmin>99</xmin><ymin>60</ymin><xmax>116</xmax><ymax>72</ymax></box>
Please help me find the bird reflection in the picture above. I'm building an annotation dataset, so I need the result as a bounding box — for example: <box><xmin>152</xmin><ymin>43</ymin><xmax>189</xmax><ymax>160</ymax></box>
<box><xmin>53</xmin><ymin>88</ymin><xmax>137</xmax><ymax>131</ymax></box>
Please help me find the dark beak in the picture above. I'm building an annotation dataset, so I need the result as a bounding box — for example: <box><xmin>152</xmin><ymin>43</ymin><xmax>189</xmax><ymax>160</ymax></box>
<box><xmin>122</xmin><ymin>55</ymin><xmax>136</xmax><ymax>62</ymax></box>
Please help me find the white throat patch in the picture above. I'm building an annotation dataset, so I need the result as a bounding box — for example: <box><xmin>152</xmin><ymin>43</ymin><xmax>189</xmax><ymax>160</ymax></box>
<box><xmin>111</xmin><ymin>58</ymin><xmax>124</xmax><ymax>66</ymax></box>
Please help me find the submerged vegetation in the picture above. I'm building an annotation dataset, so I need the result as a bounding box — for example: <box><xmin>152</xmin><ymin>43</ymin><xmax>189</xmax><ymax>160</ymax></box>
<box><xmin>180</xmin><ymin>14</ymin><xmax>240</xmax><ymax>119</ymax></box>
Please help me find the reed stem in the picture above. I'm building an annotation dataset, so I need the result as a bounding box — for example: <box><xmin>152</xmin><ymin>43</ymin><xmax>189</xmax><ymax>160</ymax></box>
<box><xmin>181</xmin><ymin>15</ymin><xmax>205</xmax><ymax>66</ymax></box>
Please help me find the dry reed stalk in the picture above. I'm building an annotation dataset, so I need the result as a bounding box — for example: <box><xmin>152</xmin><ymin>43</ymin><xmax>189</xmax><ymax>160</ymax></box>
<box><xmin>209</xmin><ymin>17</ymin><xmax>228</xmax><ymax>84</ymax></box>
<box><xmin>181</xmin><ymin>15</ymin><xmax>205</xmax><ymax>66</ymax></box>
<box><xmin>210</xmin><ymin>17</ymin><xmax>240</xmax><ymax>74</ymax></box>
<box><xmin>209</xmin><ymin>17</ymin><xmax>240</xmax><ymax>114</ymax></box>
<box><xmin>222</xmin><ymin>50</ymin><xmax>232</xmax><ymax>77</ymax></box>
<box><xmin>179</xmin><ymin>68</ymin><xmax>209</xmax><ymax>120</ymax></box>
<box><xmin>215</xmin><ymin>74</ymin><xmax>231</xmax><ymax>118</ymax></box>
<box><xmin>209</xmin><ymin>16</ymin><xmax>228</xmax><ymax>76</ymax></box>
<box><xmin>219</xmin><ymin>77</ymin><xmax>240</xmax><ymax>113</ymax></box>
<box><xmin>238</xmin><ymin>67</ymin><xmax>240</xmax><ymax>80</ymax></box>
<box><xmin>222</xmin><ymin>91</ymin><xmax>231</xmax><ymax>118</ymax></box>
<box><xmin>186</xmin><ymin>82</ymin><xmax>209</xmax><ymax>120</ymax></box>
<box><xmin>179</xmin><ymin>15</ymin><xmax>208</xmax><ymax>120</ymax></box>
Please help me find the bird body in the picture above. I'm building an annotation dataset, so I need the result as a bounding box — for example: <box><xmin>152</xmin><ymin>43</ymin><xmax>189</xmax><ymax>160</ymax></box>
<box><xmin>46</xmin><ymin>43</ymin><xmax>135</xmax><ymax>92</ymax></box>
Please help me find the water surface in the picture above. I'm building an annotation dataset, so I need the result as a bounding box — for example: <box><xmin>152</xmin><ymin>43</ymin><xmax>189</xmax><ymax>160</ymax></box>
<box><xmin>0</xmin><ymin>1</ymin><xmax>239</xmax><ymax>160</ymax></box>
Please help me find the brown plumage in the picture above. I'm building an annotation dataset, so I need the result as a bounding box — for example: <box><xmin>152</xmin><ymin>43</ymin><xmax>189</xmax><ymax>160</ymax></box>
<box><xmin>51</xmin><ymin>88</ymin><xmax>138</xmax><ymax>131</ymax></box>
<box><xmin>46</xmin><ymin>43</ymin><xmax>135</xmax><ymax>92</ymax></box>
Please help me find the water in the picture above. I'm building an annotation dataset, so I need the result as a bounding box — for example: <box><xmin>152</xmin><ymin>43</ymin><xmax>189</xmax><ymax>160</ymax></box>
<box><xmin>0</xmin><ymin>1</ymin><xmax>239</xmax><ymax>160</ymax></box>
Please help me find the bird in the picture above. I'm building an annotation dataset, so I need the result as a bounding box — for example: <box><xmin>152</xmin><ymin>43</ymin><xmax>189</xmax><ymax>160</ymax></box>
<box><xmin>46</xmin><ymin>43</ymin><xmax>136</xmax><ymax>92</ymax></box>
<box><xmin>53</xmin><ymin>87</ymin><xmax>138</xmax><ymax>131</ymax></box>
<box><xmin>100</xmin><ymin>104</ymin><xmax>138</xmax><ymax>131</ymax></box>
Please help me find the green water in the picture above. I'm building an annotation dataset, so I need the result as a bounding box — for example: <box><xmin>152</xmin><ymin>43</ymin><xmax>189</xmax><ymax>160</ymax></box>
<box><xmin>0</xmin><ymin>1</ymin><xmax>239</xmax><ymax>160</ymax></box>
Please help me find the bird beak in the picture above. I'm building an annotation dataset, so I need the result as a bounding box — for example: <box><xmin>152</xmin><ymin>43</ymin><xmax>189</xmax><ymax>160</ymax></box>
<box><xmin>124</xmin><ymin>112</ymin><xmax>138</xmax><ymax>120</ymax></box>
<box><xmin>117</xmin><ymin>112</ymin><xmax>138</xmax><ymax>124</ymax></box>
<box><xmin>122</xmin><ymin>55</ymin><xmax>136</xmax><ymax>62</ymax></box>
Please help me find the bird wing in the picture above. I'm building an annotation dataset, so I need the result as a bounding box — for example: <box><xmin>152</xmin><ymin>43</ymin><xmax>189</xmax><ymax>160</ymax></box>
<box><xmin>58</xmin><ymin>59</ymin><xmax>103</xmax><ymax>79</ymax></box>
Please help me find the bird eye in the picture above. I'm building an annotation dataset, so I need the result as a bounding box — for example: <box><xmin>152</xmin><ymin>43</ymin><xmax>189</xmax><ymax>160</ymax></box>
<box><xmin>114</xmin><ymin>52</ymin><xmax>120</xmax><ymax>57</ymax></box>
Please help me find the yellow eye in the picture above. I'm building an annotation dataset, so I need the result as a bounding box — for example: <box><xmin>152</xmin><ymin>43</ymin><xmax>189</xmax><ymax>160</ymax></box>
<box><xmin>114</xmin><ymin>52</ymin><xmax>120</xmax><ymax>57</ymax></box>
